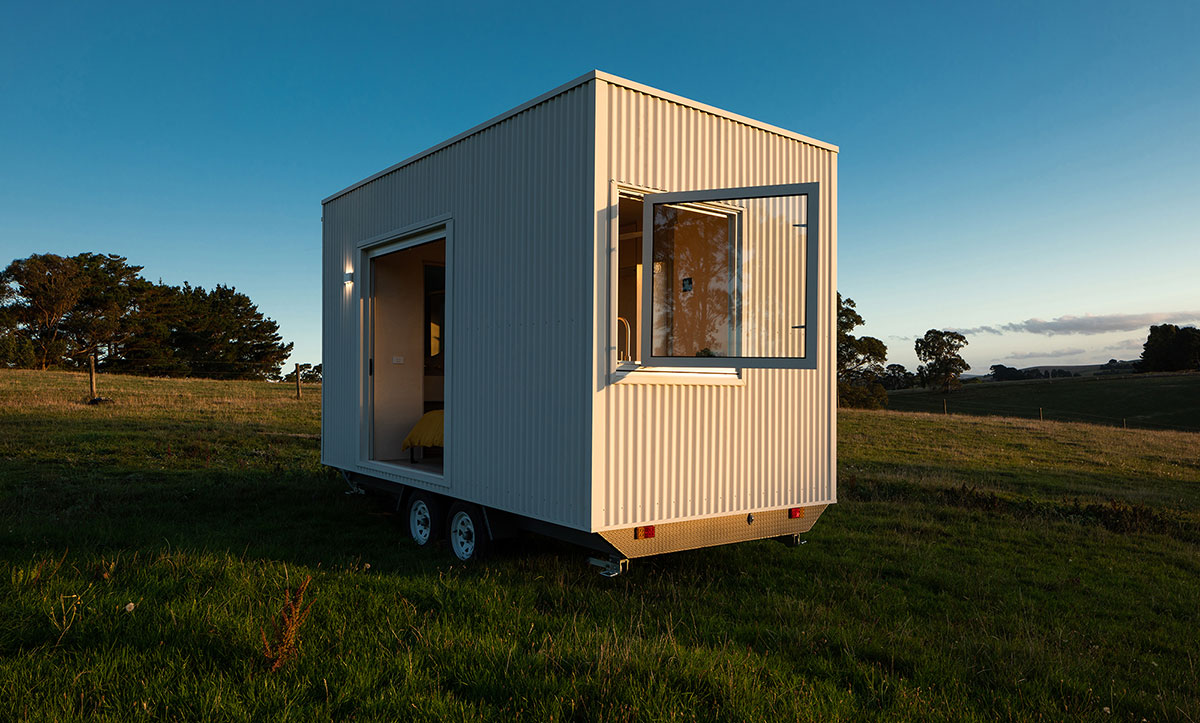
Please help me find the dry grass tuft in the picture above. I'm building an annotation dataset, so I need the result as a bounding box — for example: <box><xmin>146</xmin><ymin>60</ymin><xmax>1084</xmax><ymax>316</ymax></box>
<box><xmin>10</xmin><ymin>551</ymin><xmax>69</xmax><ymax>589</ymax></box>
<box><xmin>261</xmin><ymin>575</ymin><xmax>315</xmax><ymax>672</ymax></box>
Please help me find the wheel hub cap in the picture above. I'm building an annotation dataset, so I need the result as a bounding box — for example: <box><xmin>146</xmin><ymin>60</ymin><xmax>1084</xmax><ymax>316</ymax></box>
<box><xmin>451</xmin><ymin>512</ymin><xmax>475</xmax><ymax>560</ymax></box>
<box><xmin>410</xmin><ymin>501</ymin><xmax>431</xmax><ymax>544</ymax></box>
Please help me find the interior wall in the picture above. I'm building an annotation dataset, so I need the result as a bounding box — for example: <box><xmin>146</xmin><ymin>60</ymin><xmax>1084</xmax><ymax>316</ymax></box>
<box><xmin>372</xmin><ymin>239</ymin><xmax>445</xmax><ymax>460</ymax></box>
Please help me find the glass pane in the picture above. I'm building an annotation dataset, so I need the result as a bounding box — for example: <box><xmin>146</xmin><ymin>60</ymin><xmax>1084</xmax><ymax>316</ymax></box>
<box><xmin>650</xmin><ymin>203</ymin><xmax>738</xmax><ymax>357</ymax></box>
<box><xmin>650</xmin><ymin>193</ymin><xmax>807</xmax><ymax>360</ymax></box>
<box><xmin>617</xmin><ymin>196</ymin><xmax>643</xmax><ymax>362</ymax></box>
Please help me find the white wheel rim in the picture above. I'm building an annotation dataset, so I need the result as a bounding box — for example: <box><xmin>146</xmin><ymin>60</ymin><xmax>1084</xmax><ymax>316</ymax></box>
<box><xmin>450</xmin><ymin>511</ymin><xmax>476</xmax><ymax>560</ymax></box>
<box><xmin>409</xmin><ymin>500</ymin><xmax>432</xmax><ymax>545</ymax></box>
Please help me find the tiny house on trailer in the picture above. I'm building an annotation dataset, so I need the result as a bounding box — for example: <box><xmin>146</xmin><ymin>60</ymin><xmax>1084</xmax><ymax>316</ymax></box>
<box><xmin>322</xmin><ymin>71</ymin><xmax>837</xmax><ymax>573</ymax></box>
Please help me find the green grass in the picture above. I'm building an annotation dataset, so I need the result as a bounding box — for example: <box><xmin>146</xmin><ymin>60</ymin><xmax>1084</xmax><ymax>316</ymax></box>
<box><xmin>888</xmin><ymin>372</ymin><xmax>1200</xmax><ymax>432</ymax></box>
<box><xmin>1</xmin><ymin>369</ymin><xmax>1198</xmax><ymax>721</ymax></box>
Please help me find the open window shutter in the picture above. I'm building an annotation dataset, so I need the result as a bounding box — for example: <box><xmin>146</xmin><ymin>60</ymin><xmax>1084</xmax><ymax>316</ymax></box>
<box><xmin>639</xmin><ymin>182</ymin><xmax>819</xmax><ymax>370</ymax></box>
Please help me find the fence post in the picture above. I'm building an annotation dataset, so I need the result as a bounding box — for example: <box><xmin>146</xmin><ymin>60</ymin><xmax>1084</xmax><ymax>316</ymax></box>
<box><xmin>943</xmin><ymin>398</ymin><xmax>947</xmax><ymax>415</ymax></box>
<box><xmin>1039</xmin><ymin>407</ymin><xmax>1043</xmax><ymax>421</ymax></box>
<box><xmin>89</xmin><ymin>354</ymin><xmax>97</xmax><ymax>399</ymax></box>
<box><xmin>295</xmin><ymin>363</ymin><xmax>302</xmax><ymax>400</ymax></box>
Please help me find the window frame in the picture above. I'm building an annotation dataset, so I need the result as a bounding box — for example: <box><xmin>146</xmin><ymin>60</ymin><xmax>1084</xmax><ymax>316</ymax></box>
<box><xmin>639</xmin><ymin>182</ymin><xmax>820</xmax><ymax>370</ymax></box>
<box><xmin>608</xmin><ymin>185</ymin><xmax>747</xmax><ymax>385</ymax></box>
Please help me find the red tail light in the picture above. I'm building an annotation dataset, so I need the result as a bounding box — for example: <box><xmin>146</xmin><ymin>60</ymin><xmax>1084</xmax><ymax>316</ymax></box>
<box><xmin>788</xmin><ymin>507</ymin><xmax>803</xmax><ymax>519</ymax></box>
<box><xmin>635</xmin><ymin>525</ymin><xmax>656</xmax><ymax>539</ymax></box>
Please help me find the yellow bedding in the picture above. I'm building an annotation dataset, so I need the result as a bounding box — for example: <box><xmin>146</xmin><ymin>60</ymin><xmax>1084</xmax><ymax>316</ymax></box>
<box><xmin>401</xmin><ymin>410</ymin><xmax>444</xmax><ymax>450</ymax></box>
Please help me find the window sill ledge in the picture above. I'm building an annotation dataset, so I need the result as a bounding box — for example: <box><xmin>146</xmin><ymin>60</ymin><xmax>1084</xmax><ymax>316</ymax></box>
<box><xmin>609</xmin><ymin>366</ymin><xmax>745</xmax><ymax>386</ymax></box>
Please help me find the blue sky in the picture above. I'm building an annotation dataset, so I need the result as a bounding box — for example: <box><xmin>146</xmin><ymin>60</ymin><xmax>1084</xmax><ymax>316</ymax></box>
<box><xmin>2</xmin><ymin>1</ymin><xmax>1197</xmax><ymax>373</ymax></box>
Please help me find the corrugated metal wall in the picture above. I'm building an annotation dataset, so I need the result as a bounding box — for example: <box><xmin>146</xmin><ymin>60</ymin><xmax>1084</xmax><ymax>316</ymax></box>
<box><xmin>323</xmin><ymin>82</ymin><xmax>596</xmax><ymax>530</ymax></box>
<box><xmin>592</xmin><ymin>79</ymin><xmax>838</xmax><ymax>530</ymax></box>
<box><xmin>323</xmin><ymin>72</ymin><xmax>837</xmax><ymax>535</ymax></box>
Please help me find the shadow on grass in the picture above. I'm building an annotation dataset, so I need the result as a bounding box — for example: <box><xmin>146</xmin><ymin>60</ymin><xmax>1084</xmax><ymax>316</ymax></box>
<box><xmin>841</xmin><ymin>469</ymin><xmax>1200</xmax><ymax>542</ymax></box>
<box><xmin>0</xmin><ymin>456</ymin><xmax>451</xmax><ymax>574</ymax></box>
<box><xmin>0</xmin><ymin>465</ymin><xmax>635</xmax><ymax>581</ymax></box>
<box><xmin>842</xmin><ymin>457</ymin><xmax>1200</xmax><ymax>514</ymax></box>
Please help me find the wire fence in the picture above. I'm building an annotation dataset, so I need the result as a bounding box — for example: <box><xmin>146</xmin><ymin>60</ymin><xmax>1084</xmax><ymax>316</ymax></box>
<box><xmin>895</xmin><ymin>396</ymin><xmax>1200</xmax><ymax>434</ymax></box>
<box><xmin>6</xmin><ymin>362</ymin><xmax>322</xmax><ymax>383</ymax></box>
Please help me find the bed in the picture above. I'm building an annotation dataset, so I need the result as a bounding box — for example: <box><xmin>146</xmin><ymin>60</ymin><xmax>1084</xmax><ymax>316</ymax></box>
<box><xmin>401</xmin><ymin>409</ymin><xmax>444</xmax><ymax>462</ymax></box>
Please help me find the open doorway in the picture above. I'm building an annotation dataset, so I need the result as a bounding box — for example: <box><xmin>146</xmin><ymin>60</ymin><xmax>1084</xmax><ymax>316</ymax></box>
<box><xmin>370</xmin><ymin>238</ymin><xmax>446</xmax><ymax>473</ymax></box>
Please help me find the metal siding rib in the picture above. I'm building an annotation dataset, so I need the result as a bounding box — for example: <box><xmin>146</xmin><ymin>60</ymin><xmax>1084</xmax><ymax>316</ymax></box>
<box><xmin>596</xmin><ymin>82</ymin><xmax>838</xmax><ymax>529</ymax></box>
<box><xmin>322</xmin><ymin>84</ymin><xmax>595</xmax><ymax>531</ymax></box>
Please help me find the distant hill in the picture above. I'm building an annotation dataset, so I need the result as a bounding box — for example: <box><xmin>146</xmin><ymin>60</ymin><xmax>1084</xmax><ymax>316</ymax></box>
<box><xmin>962</xmin><ymin>360</ymin><xmax>1140</xmax><ymax>380</ymax></box>
<box><xmin>1021</xmin><ymin>363</ymin><xmax>1105</xmax><ymax>375</ymax></box>
<box><xmin>1020</xmin><ymin>360</ymin><xmax>1139</xmax><ymax>377</ymax></box>
<box><xmin>888</xmin><ymin>371</ymin><xmax>1200</xmax><ymax>432</ymax></box>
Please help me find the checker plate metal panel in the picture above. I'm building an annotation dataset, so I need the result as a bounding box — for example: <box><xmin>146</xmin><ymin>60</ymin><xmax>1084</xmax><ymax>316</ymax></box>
<box><xmin>598</xmin><ymin>505</ymin><xmax>827</xmax><ymax>558</ymax></box>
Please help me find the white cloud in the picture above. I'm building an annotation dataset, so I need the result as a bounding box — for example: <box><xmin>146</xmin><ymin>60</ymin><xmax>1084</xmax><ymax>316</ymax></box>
<box><xmin>1003</xmin><ymin>347</ymin><xmax>1087</xmax><ymax>360</ymax></box>
<box><xmin>955</xmin><ymin>311</ymin><xmax>1200</xmax><ymax>336</ymax></box>
<box><xmin>1110</xmin><ymin>337</ymin><xmax>1147</xmax><ymax>350</ymax></box>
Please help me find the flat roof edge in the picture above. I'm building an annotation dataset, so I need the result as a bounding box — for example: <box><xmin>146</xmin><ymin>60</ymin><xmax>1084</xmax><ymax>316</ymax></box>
<box><xmin>592</xmin><ymin>70</ymin><xmax>839</xmax><ymax>155</ymax></box>
<box><xmin>322</xmin><ymin>70</ymin><xmax>838</xmax><ymax>206</ymax></box>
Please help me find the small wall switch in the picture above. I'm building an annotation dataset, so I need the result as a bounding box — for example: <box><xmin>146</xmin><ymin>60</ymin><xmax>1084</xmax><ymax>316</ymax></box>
<box><xmin>392</xmin><ymin>356</ymin><xmax>403</xmax><ymax>364</ymax></box>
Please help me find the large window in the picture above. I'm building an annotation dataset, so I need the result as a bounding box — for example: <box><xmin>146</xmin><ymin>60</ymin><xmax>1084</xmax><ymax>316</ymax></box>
<box><xmin>615</xmin><ymin>183</ymin><xmax>819</xmax><ymax>371</ymax></box>
<box><xmin>648</xmin><ymin>201</ymin><xmax>741</xmax><ymax>359</ymax></box>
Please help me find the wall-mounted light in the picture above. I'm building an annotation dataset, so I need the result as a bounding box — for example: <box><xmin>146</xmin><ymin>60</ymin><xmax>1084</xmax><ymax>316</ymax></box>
<box><xmin>343</xmin><ymin>271</ymin><xmax>354</xmax><ymax>285</ymax></box>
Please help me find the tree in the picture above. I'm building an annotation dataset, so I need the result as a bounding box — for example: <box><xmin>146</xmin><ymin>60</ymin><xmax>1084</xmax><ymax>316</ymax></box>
<box><xmin>282</xmin><ymin>363</ymin><xmax>322</xmax><ymax>384</ymax></box>
<box><xmin>837</xmin><ymin>293</ymin><xmax>889</xmax><ymax>408</ymax></box>
<box><xmin>2</xmin><ymin>252</ymin><xmax>293</xmax><ymax>379</ymax></box>
<box><xmin>915</xmin><ymin>329</ymin><xmax>970</xmax><ymax>393</ymax></box>
<box><xmin>1098</xmin><ymin>358</ymin><xmax>1136</xmax><ymax>375</ymax></box>
<box><xmin>0</xmin><ymin>325</ymin><xmax>35</xmax><ymax>368</ymax></box>
<box><xmin>1140</xmin><ymin>324</ymin><xmax>1200</xmax><ymax>372</ymax></box>
<box><xmin>0</xmin><ymin>253</ymin><xmax>85</xmax><ymax>369</ymax></box>
<box><xmin>104</xmin><ymin>281</ymin><xmax>292</xmax><ymax>379</ymax></box>
<box><xmin>989</xmin><ymin>364</ymin><xmax>1025</xmax><ymax>382</ymax></box>
<box><xmin>988</xmin><ymin>364</ymin><xmax>1076</xmax><ymax>382</ymax></box>
<box><xmin>881</xmin><ymin>363</ymin><xmax>916</xmax><ymax>390</ymax></box>
<box><xmin>58</xmin><ymin>253</ymin><xmax>148</xmax><ymax>368</ymax></box>
<box><xmin>106</xmin><ymin>282</ymin><xmax>195</xmax><ymax>377</ymax></box>
<box><xmin>0</xmin><ymin>293</ymin><xmax>35</xmax><ymax>368</ymax></box>
<box><xmin>838</xmin><ymin>381</ymin><xmax>888</xmax><ymax>408</ymax></box>
<box><xmin>164</xmin><ymin>283</ymin><xmax>293</xmax><ymax>380</ymax></box>
<box><xmin>838</xmin><ymin>294</ymin><xmax>886</xmax><ymax>379</ymax></box>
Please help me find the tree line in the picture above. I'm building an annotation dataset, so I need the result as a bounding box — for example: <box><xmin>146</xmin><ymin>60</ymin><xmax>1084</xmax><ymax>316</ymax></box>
<box><xmin>988</xmin><ymin>365</ymin><xmax>1079</xmax><ymax>382</ymax></box>
<box><xmin>0</xmin><ymin>253</ymin><xmax>294</xmax><ymax>380</ymax></box>
<box><xmin>1139</xmin><ymin>324</ymin><xmax>1200</xmax><ymax>372</ymax></box>
<box><xmin>838</xmin><ymin>295</ymin><xmax>1200</xmax><ymax>409</ymax></box>
<box><xmin>838</xmin><ymin>293</ymin><xmax>970</xmax><ymax>408</ymax></box>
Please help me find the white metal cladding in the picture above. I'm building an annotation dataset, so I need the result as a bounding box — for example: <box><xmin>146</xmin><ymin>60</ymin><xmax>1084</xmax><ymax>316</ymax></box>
<box><xmin>592</xmin><ymin>78</ymin><xmax>838</xmax><ymax>530</ymax></box>
<box><xmin>323</xmin><ymin>82</ymin><xmax>596</xmax><ymax>530</ymax></box>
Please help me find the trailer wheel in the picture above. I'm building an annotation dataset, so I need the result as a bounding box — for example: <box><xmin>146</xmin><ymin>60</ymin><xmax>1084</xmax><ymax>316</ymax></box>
<box><xmin>447</xmin><ymin>502</ymin><xmax>489</xmax><ymax>562</ymax></box>
<box><xmin>405</xmin><ymin>492</ymin><xmax>444</xmax><ymax>547</ymax></box>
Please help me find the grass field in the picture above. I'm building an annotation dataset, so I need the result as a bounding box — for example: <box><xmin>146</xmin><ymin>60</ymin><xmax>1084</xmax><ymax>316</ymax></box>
<box><xmin>887</xmin><ymin>372</ymin><xmax>1200</xmax><ymax>433</ymax></box>
<box><xmin>1</xmin><ymin>369</ymin><xmax>1198</xmax><ymax>721</ymax></box>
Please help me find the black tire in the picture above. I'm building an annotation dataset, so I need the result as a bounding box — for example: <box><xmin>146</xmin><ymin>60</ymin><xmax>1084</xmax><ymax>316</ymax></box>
<box><xmin>405</xmin><ymin>491</ymin><xmax>444</xmax><ymax>548</ymax></box>
<box><xmin>446</xmin><ymin>502</ymin><xmax>489</xmax><ymax>562</ymax></box>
